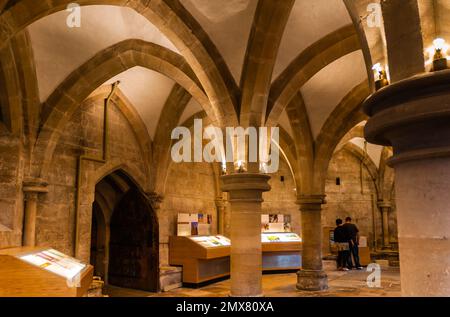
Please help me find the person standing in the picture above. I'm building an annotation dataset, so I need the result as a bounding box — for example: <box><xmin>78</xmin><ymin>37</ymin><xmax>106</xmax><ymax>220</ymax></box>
<box><xmin>334</xmin><ymin>219</ymin><xmax>351</xmax><ymax>271</ymax></box>
<box><xmin>343</xmin><ymin>217</ymin><xmax>363</xmax><ymax>269</ymax></box>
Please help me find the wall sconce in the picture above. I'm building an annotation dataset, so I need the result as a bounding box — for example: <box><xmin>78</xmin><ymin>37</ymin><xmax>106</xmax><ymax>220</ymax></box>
<box><xmin>235</xmin><ymin>160</ymin><xmax>246</xmax><ymax>173</ymax></box>
<box><xmin>431</xmin><ymin>38</ymin><xmax>448</xmax><ymax>71</ymax></box>
<box><xmin>221</xmin><ymin>161</ymin><xmax>227</xmax><ymax>175</ymax></box>
<box><xmin>372</xmin><ymin>63</ymin><xmax>389</xmax><ymax>90</ymax></box>
<box><xmin>259</xmin><ymin>162</ymin><xmax>268</xmax><ymax>174</ymax></box>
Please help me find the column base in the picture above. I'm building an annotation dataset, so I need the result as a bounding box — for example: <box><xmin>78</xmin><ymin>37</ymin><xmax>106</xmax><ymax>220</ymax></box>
<box><xmin>296</xmin><ymin>269</ymin><xmax>328</xmax><ymax>291</ymax></box>
<box><xmin>229</xmin><ymin>293</ymin><xmax>264</xmax><ymax>298</ymax></box>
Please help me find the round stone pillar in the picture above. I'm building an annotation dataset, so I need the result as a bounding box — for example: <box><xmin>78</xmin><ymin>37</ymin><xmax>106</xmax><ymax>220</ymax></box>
<box><xmin>221</xmin><ymin>173</ymin><xmax>271</xmax><ymax>297</ymax></box>
<box><xmin>378</xmin><ymin>200</ymin><xmax>392</xmax><ymax>249</ymax></box>
<box><xmin>296</xmin><ymin>195</ymin><xmax>328</xmax><ymax>291</ymax></box>
<box><xmin>363</xmin><ymin>70</ymin><xmax>450</xmax><ymax>296</ymax></box>
<box><xmin>22</xmin><ymin>179</ymin><xmax>48</xmax><ymax>247</ymax></box>
<box><xmin>215</xmin><ymin>197</ymin><xmax>226</xmax><ymax>235</ymax></box>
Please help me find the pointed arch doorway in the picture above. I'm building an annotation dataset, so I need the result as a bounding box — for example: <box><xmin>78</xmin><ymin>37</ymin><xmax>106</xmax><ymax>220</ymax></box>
<box><xmin>89</xmin><ymin>170</ymin><xmax>159</xmax><ymax>292</ymax></box>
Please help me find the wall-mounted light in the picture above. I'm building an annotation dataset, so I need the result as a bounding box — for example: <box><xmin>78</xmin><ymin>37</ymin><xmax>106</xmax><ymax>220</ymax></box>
<box><xmin>431</xmin><ymin>38</ymin><xmax>448</xmax><ymax>71</ymax></box>
<box><xmin>221</xmin><ymin>161</ymin><xmax>227</xmax><ymax>175</ymax></box>
<box><xmin>372</xmin><ymin>63</ymin><xmax>389</xmax><ymax>90</ymax></box>
<box><xmin>259</xmin><ymin>162</ymin><xmax>268</xmax><ymax>174</ymax></box>
<box><xmin>235</xmin><ymin>160</ymin><xmax>246</xmax><ymax>173</ymax></box>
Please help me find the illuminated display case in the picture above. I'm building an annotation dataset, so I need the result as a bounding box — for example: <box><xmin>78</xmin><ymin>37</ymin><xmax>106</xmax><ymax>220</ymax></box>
<box><xmin>170</xmin><ymin>233</ymin><xmax>303</xmax><ymax>286</ymax></box>
<box><xmin>261</xmin><ymin>233</ymin><xmax>302</xmax><ymax>271</ymax></box>
<box><xmin>169</xmin><ymin>235</ymin><xmax>231</xmax><ymax>286</ymax></box>
<box><xmin>0</xmin><ymin>247</ymin><xmax>93</xmax><ymax>297</ymax></box>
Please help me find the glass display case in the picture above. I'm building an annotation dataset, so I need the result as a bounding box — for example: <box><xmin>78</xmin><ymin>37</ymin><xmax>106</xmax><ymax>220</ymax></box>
<box><xmin>0</xmin><ymin>247</ymin><xmax>93</xmax><ymax>297</ymax></box>
<box><xmin>169</xmin><ymin>235</ymin><xmax>231</xmax><ymax>286</ymax></box>
<box><xmin>261</xmin><ymin>233</ymin><xmax>302</xmax><ymax>271</ymax></box>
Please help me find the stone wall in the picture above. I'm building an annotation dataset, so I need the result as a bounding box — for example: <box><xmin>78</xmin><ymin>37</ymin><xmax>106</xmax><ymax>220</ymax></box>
<box><xmin>159</xmin><ymin>161</ymin><xmax>218</xmax><ymax>266</ymax></box>
<box><xmin>0</xmin><ymin>133</ymin><xmax>24</xmax><ymax>247</ymax></box>
<box><xmin>323</xmin><ymin>149</ymin><xmax>385</xmax><ymax>249</ymax></box>
<box><xmin>35</xmin><ymin>96</ymin><xmax>149</xmax><ymax>257</ymax></box>
<box><xmin>262</xmin><ymin>159</ymin><xmax>300</xmax><ymax>236</ymax></box>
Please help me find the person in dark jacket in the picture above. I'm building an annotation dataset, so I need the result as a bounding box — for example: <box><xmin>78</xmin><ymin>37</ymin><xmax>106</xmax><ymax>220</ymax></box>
<box><xmin>334</xmin><ymin>219</ymin><xmax>351</xmax><ymax>271</ymax></box>
<box><xmin>343</xmin><ymin>217</ymin><xmax>362</xmax><ymax>269</ymax></box>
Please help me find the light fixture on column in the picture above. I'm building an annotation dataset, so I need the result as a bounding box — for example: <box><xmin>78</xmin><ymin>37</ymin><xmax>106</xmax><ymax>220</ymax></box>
<box><xmin>235</xmin><ymin>160</ymin><xmax>246</xmax><ymax>173</ymax></box>
<box><xmin>431</xmin><ymin>38</ymin><xmax>448</xmax><ymax>71</ymax></box>
<box><xmin>372</xmin><ymin>63</ymin><xmax>389</xmax><ymax>90</ymax></box>
<box><xmin>259</xmin><ymin>162</ymin><xmax>268</xmax><ymax>174</ymax></box>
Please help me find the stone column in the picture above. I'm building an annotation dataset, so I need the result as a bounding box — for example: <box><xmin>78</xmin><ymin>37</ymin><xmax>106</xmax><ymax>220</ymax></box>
<box><xmin>378</xmin><ymin>200</ymin><xmax>392</xmax><ymax>249</ymax></box>
<box><xmin>363</xmin><ymin>70</ymin><xmax>450</xmax><ymax>296</ymax></box>
<box><xmin>221</xmin><ymin>173</ymin><xmax>270</xmax><ymax>297</ymax></box>
<box><xmin>22</xmin><ymin>179</ymin><xmax>48</xmax><ymax>247</ymax></box>
<box><xmin>296</xmin><ymin>195</ymin><xmax>328</xmax><ymax>291</ymax></box>
<box><xmin>215</xmin><ymin>197</ymin><xmax>225</xmax><ymax>235</ymax></box>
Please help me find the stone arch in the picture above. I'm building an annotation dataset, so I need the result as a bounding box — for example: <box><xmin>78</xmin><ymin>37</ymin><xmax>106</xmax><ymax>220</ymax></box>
<box><xmin>334</xmin><ymin>123</ymin><xmax>365</xmax><ymax>153</ymax></box>
<box><xmin>0</xmin><ymin>0</ymin><xmax>239</xmax><ymax>126</ymax></box>
<box><xmin>343</xmin><ymin>0</ymin><xmax>376</xmax><ymax>92</ymax></box>
<box><xmin>75</xmin><ymin>158</ymin><xmax>151</xmax><ymax>261</ymax></box>
<box><xmin>311</xmin><ymin>80</ymin><xmax>370</xmax><ymax>195</ymax></box>
<box><xmin>0</xmin><ymin>37</ymin><xmax>23</xmax><ymax>135</ymax></box>
<box><xmin>266</xmin><ymin>24</ymin><xmax>361</xmax><ymax>126</ymax></box>
<box><xmin>35</xmin><ymin>88</ymin><xmax>153</xmax><ymax>184</ymax></box>
<box><xmin>89</xmin><ymin>167</ymin><xmax>159</xmax><ymax>291</ymax></box>
<box><xmin>239</xmin><ymin>0</ymin><xmax>294</xmax><ymax>128</ymax></box>
<box><xmin>341</xmin><ymin>142</ymin><xmax>381</xmax><ymax>197</ymax></box>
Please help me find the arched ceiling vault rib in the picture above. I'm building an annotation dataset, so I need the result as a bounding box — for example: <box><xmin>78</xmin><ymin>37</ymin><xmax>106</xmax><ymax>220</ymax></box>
<box><xmin>266</xmin><ymin>24</ymin><xmax>361</xmax><ymax>126</ymax></box>
<box><xmin>10</xmin><ymin>29</ymin><xmax>40</xmax><ymax>149</ymax></box>
<box><xmin>341</xmin><ymin>142</ymin><xmax>380</xmax><ymax>196</ymax></box>
<box><xmin>0</xmin><ymin>35</ymin><xmax>23</xmax><ymax>135</ymax></box>
<box><xmin>284</xmin><ymin>92</ymin><xmax>313</xmax><ymax>192</ymax></box>
<box><xmin>239</xmin><ymin>0</ymin><xmax>295</xmax><ymax>128</ymax></box>
<box><xmin>0</xmin><ymin>0</ymin><xmax>238</xmax><ymax>126</ymax></box>
<box><xmin>152</xmin><ymin>84</ymin><xmax>192</xmax><ymax>194</ymax></box>
<box><xmin>168</xmin><ymin>0</ymin><xmax>240</xmax><ymax>112</ymax></box>
<box><xmin>40</xmin><ymin>39</ymin><xmax>209</xmax><ymax>128</ymax></box>
<box><xmin>343</xmin><ymin>0</ymin><xmax>375</xmax><ymax>92</ymax></box>
<box><xmin>334</xmin><ymin>124</ymin><xmax>365</xmax><ymax>153</ymax></box>
<box><xmin>277</xmin><ymin>126</ymin><xmax>299</xmax><ymax>190</ymax></box>
<box><xmin>35</xmin><ymin>89</ymin><xmax>153</xmax><ymax>181</ymax></box>
<box><xmin>309</xmin><ymin>80</ymin><xmax>370</xmax><ymax>195</ymax></box>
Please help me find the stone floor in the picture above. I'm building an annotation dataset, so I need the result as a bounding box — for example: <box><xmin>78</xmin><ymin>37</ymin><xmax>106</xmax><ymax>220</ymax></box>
<box><xmin>104</xmin><ymin>267</ymin><xmax>401</xmax><ymax>297</ymax></box>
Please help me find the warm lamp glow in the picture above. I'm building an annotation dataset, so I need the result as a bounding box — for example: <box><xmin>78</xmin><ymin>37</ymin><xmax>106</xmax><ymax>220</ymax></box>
<box><xmin>372</xmin><ymin>63</ymin><xmax>389</xmax><ymax>90</ymax></box>
<box><xmin>430</xmin><ymin>38</ymin><xmax>449</xmax><ymax>71</ymax></box>
<box><xmin>372</xmin><ymin>63</ymin><xmax>383</xmax><ymax>74</ymax></box>
<box><xmin>433</xmin><ymin>38</ymin><xmax>446</xmax><ymax>51</ymax></box>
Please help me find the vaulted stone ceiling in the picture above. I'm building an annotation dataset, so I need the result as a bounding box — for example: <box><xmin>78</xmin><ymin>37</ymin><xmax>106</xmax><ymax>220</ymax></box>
<box><xmin>12</xmin><ymin>0</ymin><xmax>375</xmax><ymax>150</ymax></box>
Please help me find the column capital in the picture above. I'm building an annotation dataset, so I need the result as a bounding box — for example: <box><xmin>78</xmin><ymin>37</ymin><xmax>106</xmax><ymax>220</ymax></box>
<box><xmin>296</xmin><ymin>195</ymin><xmax>326</xmax><ymax>211</ymax></box>
<box><xmin>23</xmin><ymin>178</ymin><xmax>48</xmax><ymax>196</ymax></box>
<box><xmin>214</xmin><ymin>197</ymin><xmax>225</xmax><ymax>208</ymax></box>
<box><xmin>146</xmin><ymin>192</ymin><xmax>164</xmax><ymax>210</ymax></box>
<box><xmin>363</xmin><ymin>70</ymin><xmax>450</xmax><ymax>166</ymax></box>
<box><xmin>221</xmin><ymin>173</ymin><xmax>271</xmax><ymax>202</ymax></box>
<box><xmin>377</xmin><ymin>200</ymin><xmax>392</xmax><ymax>209</ymax></box>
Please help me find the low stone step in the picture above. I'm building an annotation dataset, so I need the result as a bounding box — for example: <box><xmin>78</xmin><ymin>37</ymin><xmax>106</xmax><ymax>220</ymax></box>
<box><xmin>160</xmin><ymin>266</ymin><xmax>182</xmax><ymax>292</ymax></box>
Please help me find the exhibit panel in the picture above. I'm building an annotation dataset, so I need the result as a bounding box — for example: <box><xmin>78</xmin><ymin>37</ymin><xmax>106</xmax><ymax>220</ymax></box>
<box><xmin>261</xmin><ymin>233</ymin><xmax>302</xmax><ymax>271</ymax></box>
<box><xmin>169</xmin><ymin>235</ymin><xmax>231</xmax><ymax>286</ymax></box>
<box><xmin>0</xmin><ymin>247</ymin><xmax>93</xmax><ymax>297</ymax></box>
<box><xmin>170</xmin><ymin>233</ymin><xmax>303</xmax><ymax>286</ymax></box>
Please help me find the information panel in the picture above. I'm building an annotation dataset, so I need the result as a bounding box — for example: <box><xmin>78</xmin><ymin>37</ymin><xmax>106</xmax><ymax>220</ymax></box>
<box><xmin>261</xmin><ymin>232</ymin><xmax>302</xmax><ymax>243</ymax></box>
<box><xmin>18</xmin><ymin>249</ymin><xmax>86</xmax><ymax>280</ymax></box>
<box><xmin>189</xmin><ymin>235</ymin><xmax>231</xmax><ymax>248</ymax></box>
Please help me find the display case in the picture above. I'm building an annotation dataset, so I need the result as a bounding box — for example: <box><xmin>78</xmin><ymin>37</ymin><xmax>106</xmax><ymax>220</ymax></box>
<box><xmin>261</xmin><ymin>233</ymin><xmax>302</xmax><ymax>271</ymax></box>
<box><xmin>0</xmin><ymin>247</ymin><xmax>93</xmax><ymax>297</ymax></box>
<box><xmin>169</xmin><ymin>235</ymin><xmax>231</xmax><ymax>286</ymax></box>
<box><xmin>169</xmin><ymin>233</ymin><xmax>303</xmax><ymax>286</ymax></box>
